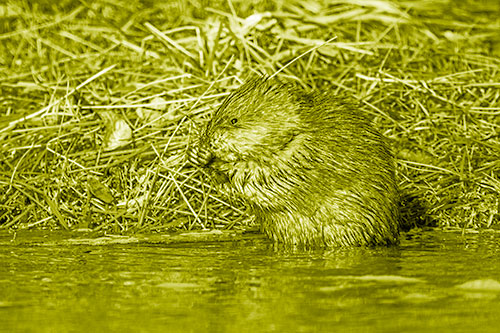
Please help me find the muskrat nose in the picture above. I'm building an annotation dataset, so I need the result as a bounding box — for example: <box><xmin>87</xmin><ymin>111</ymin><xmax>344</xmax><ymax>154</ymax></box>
<box><xmin>187</xmin><ymin>144</ymin><xmax>214</xmax><ymax>167</ymax></box>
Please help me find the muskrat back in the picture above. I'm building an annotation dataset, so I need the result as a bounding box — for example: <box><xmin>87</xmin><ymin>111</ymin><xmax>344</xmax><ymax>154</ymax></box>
<box><xmin>191</xmin><ymin>77</ymin><xmax>400</xmax><ymax>247</ymax></box>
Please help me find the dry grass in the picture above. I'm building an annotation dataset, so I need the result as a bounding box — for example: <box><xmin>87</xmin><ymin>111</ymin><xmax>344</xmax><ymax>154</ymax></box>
<box><xmin>1</xmin><ymin>0</ymin><xmax>499</xmax><ymax>233</ymax></box>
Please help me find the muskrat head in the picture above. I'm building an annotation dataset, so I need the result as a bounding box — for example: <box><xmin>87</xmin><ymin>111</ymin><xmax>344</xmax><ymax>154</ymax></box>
<box><xmin>198</xmin><ymin>77</ymin><xmax>304</xmax><ymax>166</ymax></box>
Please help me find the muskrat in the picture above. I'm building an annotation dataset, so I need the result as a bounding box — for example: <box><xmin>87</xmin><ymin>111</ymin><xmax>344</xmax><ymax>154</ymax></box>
<box><xmin>189</xmin><ymin>77</ymin><xmax>400</xmax><ymax>247</ymax></box>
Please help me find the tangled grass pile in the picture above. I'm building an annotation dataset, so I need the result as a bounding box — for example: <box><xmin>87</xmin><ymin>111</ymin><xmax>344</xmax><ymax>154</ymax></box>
<box><xmin>1</xmin><ymin>0</ymin><xmax>499</xmax><ymax>233</ymax></box>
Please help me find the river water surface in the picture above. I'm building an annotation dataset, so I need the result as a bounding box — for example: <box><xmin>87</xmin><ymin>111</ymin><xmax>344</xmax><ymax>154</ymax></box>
<box><xmin>1</xmin><ymin>229</ymin><xmax>500</xmax><ymax>332</ymax></box>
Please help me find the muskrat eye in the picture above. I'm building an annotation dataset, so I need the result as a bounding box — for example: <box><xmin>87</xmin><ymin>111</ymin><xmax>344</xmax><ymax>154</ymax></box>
<box><xmin>230</xmin><ymin>118</ymin><xmax>238</xmax><ymax>125</ymax></box>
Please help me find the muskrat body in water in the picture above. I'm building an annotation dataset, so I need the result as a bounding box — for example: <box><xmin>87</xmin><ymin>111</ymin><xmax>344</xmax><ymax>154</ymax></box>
<box><xmin>190</xmin><ymin>77</ymin><xmax>400</xmax><ymax>247</ymax></box>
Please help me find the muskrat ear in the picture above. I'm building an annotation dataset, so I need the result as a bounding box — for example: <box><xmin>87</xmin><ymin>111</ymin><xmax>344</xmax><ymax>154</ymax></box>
<box><xmin>230</xmin><ymin>118</ymin><xmax>238</xmax><ymax>125</ymax></box>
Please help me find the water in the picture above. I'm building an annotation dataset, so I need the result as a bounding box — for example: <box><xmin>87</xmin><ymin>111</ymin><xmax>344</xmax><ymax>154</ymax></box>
<box><xmin>1</xmin><ymin>229</ymin><xmax>500</xmax><ymax>333</ymax></box>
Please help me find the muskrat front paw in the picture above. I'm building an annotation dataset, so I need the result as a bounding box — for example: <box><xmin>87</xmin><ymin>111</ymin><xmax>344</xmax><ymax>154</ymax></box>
<box><xmin>187</xmin><ymin>145</ymin><xmax>214</xmax><ymax>167</ymax></box>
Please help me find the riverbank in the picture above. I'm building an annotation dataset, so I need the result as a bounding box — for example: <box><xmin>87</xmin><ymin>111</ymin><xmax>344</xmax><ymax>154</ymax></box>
<box><xmin>1</xmin><ymin>0</ymin><xmax>499</xmax><ymax>232</ymax></box>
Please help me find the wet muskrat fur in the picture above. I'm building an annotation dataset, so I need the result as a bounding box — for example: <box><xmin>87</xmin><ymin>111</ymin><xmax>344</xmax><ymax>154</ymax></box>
<box><xmin>190</xmin><ymin>77</ymin><xmax>400</xmax><ymax>247</ymax></box>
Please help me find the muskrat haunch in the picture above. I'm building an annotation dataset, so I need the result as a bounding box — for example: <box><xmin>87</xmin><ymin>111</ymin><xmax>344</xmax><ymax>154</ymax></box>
<box><xmin>190</xmin><ymin>77</ymin><xmax>400</xmax><ymax>247</ymax></box>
